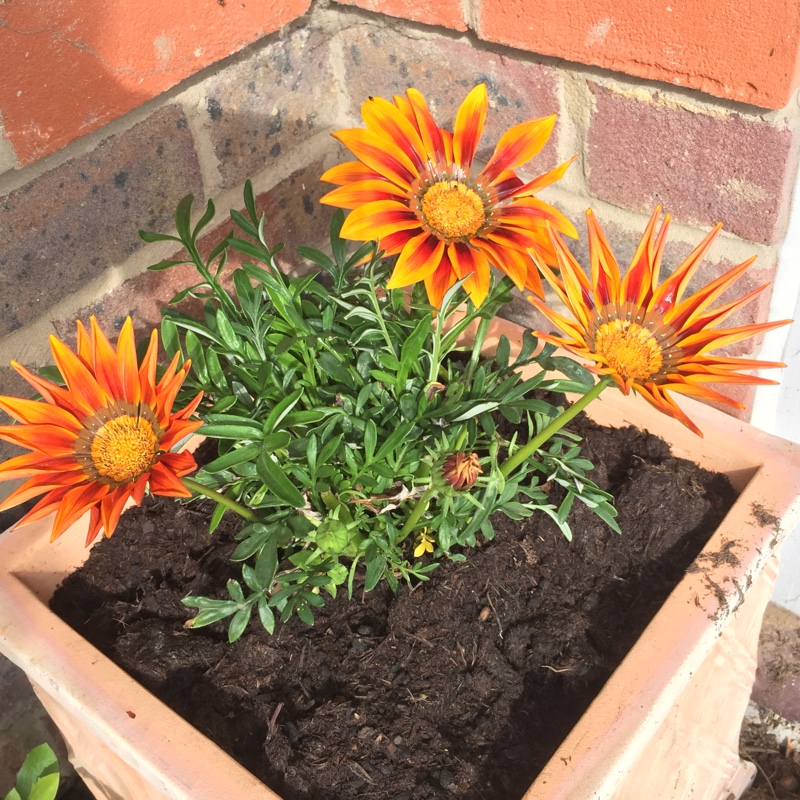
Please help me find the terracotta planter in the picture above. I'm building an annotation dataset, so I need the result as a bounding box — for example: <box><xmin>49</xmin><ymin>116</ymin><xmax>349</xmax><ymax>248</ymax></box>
<box><xmin>1</xmin><ymin>317</ymin><xmax>799</xmax><ymax>800</ymax></box>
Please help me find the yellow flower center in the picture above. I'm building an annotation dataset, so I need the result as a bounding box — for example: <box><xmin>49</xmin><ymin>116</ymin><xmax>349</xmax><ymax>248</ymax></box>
<box><xmin>90</xmin><ymin>414</ymin><xmax>159</xmax><ymax>483</ymax></box>
<box><xmin>421</xmin><ymin>180</ymin><xmax>486</xmax><ymax>240</ymax></box>
<box><xmin>593</xmin><ymin>319</ymin><xmax>663</xmax><ymax>381</ymax></box>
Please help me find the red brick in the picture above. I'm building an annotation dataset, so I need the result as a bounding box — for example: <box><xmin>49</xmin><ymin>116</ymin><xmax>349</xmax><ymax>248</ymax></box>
<box><xmin>0</xmin><ymin>106</ymin><xmax>203</xmax><ymax>338</ymax></box>
<box><xmin>586</xmin><ymin>83</ymin><xmax>799</xmax><ymax>245</ymax></box>
<box><xmin>341</xmin><ymin>26</ymin><xmax>563</xmax><ymax>171</ymax></box>
<box><xmin>476</xmin><ymin>0</ymin><xmax>800</xmax><ymax>109</ymax></box>
<box><xmin>334</xmin><ymin>0</ymin><xmax>466</xmax><ymax>31</ymax></box>
<box><xmin>203</xmin><ymin>29</ymin><xmax>338</xmax><ymax>189</ymax></box>
<box><xmin>0</xmin><ymin>0</ymin><xmax>311</xmax><ymax>165</ymax></box>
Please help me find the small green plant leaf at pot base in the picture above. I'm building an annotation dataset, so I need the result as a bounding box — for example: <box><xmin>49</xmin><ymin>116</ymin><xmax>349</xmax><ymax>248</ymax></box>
<box><xmin>3</xmin><ymin>744</ymin><xmax>59</xmax><ymax>800</ymax></box>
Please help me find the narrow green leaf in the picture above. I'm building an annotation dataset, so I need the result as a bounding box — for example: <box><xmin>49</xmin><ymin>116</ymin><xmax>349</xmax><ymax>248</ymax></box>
<box><xmin>192</xmin><ymin>199</ymin><xmax>216</xmax><ymax>240</ymax></box>
<box><xmin>28</xmin><ymin>773</ymin><xmax>60</xmax><ymax>800</ymax></box>
<box><xmin>138</xmin><ymin>229</ymin><xmax>180</xmax><ymax>244</ymax></box>
<box><xmin>364</xmin><ymin>554</ymin><xmax>386</xmax><ymax>592</ymax></box>
<box><xmin>174</xmin><ymin>194</ymin><xmax>195</xmax><ymax>243</ymax></box>
<box><xmin>256</xmin><ymin>452</ymin><xmax>305</xmax><ymax>507</ymax></box>
<box><xmin>228</xmin><ymin>605</ymin><xmax>252</xmax><ymax>643</ymax></box>
<box><xmin>262</xmin><ymin>388</ymin><xmax>303</xmax><ymax>435</ymax></box>
<box><xmin>215</xmin><ymin>309</ymin><xmax>240</xmax><ymax>351</ymax></box>
<box><xmin>363</xmin><ymin>419</ymin><xmax>377</xmax><ymax>463</ymax></box>
<box><xmin>203</xmin><ymin>443</ymin><xmax>261</xmax><ymax>473</ymax></box>
<box><xmin>255</xmin><ymin>537</ymin><xmax>279</xmax><ymax>588</ymax></box>
<box><xmin>147</xmin><ymin>259</ymin><xmax>188</xmax><ymax>272</ymax></box>
<box><xmin>257</xmin><ymin>595</ymin><xmax>276</xmax><ymax>634</ymax></box>
<box><xmin>374</xmin><ymin>421</ymin><xmax>414</xmax><ymax>463</ymax></box>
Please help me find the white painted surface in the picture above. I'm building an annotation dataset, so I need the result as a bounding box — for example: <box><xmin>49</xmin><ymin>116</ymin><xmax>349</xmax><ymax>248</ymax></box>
<box><xmin>750</xmin><ymin>155</ymin><xmax>800</xmax><ymax>612</ymax></box>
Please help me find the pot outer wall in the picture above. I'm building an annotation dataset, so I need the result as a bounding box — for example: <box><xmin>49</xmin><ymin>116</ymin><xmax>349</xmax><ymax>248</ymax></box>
<box><xmin>1</xmin><ymin>318</ymin><xmax>800</xmax><ymax>800</ymax></box>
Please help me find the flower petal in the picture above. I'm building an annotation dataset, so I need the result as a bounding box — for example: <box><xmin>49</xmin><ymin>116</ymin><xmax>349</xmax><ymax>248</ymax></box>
<box><xmin>481</xmin><ymin>115</ymin><xmax>556</xmax><ymax>184</ymax></box>
<box><xmin>320</xmin><ymin>161</ymin><xmax>381</xmax><ymax>186</ymax></box>
<box><xmin>332</xmin><ymin>129</ymin><xmax>417</xmax><ymax>191</ymax></box>
<box><xmin>340</xmin><ymin>200</ymin><xmax>421</xmax><ymax>241</ymax></box>
<box><xmin>452</xmin><ymin>84</ymin><xmax>487</xmax><ymax>171</ymax></box>
<box><xmin>405</xmin><ymin>88</ymin><xmax>447</xmax><ymax>163</ymax></box>
<box><xmin>320</xmin><ymin>179</ymin><xmax>408</xmax><ymax>210</ymax></box>
<box><xmin>386</xmin><ymin>231</ymin><xmax>446</xmax><ymax>288</ymax></box>
<box><xmin>361</xmin><ymin>95</ymin><xmax>426</xmax><ymax>171</ymax></box>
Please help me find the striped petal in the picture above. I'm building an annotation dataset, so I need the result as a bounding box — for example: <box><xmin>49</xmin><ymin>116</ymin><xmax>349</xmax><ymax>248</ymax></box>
<box><xmin>361</xmin><ymin>96</ymin><xmax>426</xmax><ymax>171</ymax></box>
<box><xmin>340</xmin><ymin>200</ymin><xmax>421</xmax><ymax>241</ymax></box>
<box><xmin>452</xmin><ymin>84</ymin><xmax>487</xmax><ymax>171</ymax></box>
<box><xmin>320</xmin><ymin>179</ymin><xmax>408</xmax><ymax>210</ymax></box>
<box><xmin>386</xmin><ymin>231</ymin><xmax>446</xmax><ymax>288</ymax></box>
<box><xmin>332</xmin><ymin>129</ymin><xmax>418</xmax><ymax>190</ymax></box>
<box><xmin>320</xmin><ymin>161</ymin><xmax>381</xmax><ymax>186</ymax></box>
<box><xmin>481</xmin><ymin>115</ymin><xmax>556</xmax><ymax>185</ymax></box>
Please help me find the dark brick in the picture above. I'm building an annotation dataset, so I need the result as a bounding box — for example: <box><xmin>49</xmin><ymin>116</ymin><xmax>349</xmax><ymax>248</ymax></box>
<box><xmin>0</xmin><ymin>106</ymin><xmax>204</xmax><ymax>338</ymax></box>
<box><xmin>50</xmin><ymin>159</ymin><xmax>335</xmax><ymax>348</ymax></box>
<box><xmin>586</xmin><ymin>83</ymin><xmax>800</xmax><ymax>245</ymax></box>
<box><xmin>204</xmin><ymin>29</ymin><xmax>337</xmax><ymax>188</ymax></box>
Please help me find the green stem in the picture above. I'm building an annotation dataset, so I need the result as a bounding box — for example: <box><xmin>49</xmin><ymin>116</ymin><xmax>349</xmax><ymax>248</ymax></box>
<box><xmin>500</xmin><ymin>377</ymin><xmax>612</xmax><ymax>478</ymax></box>
<box><xmin>182</xmin><ymin>477</ymin><xmax>260</xmax><ymax>523</ymax></box>
<box><xmin>397</xmin><ymin>486</ymin><xmax>437</xmax><ymax>543</ymax></box>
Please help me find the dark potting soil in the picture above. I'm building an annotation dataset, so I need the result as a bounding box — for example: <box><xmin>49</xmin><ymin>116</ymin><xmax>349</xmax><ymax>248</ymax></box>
<box><xmin>51</xmin><ymin>416</ymin><xmax>737</xmax><ymax>800</ymax></box>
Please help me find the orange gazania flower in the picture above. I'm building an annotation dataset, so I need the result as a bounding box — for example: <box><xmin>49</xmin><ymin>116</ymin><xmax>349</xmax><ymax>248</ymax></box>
<box><xmin>442</xmin><ymin>451</ymin><xmax>483</xmax><ymax>490</ymax></box>
<box><xmin>320</xmin><ymin>83</ymin><xmax>577</xmax><ymax>308</ymax></box>
<box><xmin>528</xmin><ymin>208</ymin><xmax>790</xmax><ymax>436</ymax></box>
<box><xmin>0</xmin><ymin>317</ymin><xmax>203</xmax><ymax>544</ymax></box>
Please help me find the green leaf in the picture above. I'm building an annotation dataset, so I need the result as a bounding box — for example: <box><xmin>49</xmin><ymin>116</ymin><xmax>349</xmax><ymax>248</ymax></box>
<box><xmin>398</xmin><ymin>315</ymin><xmax>432</xmax><ymax>384</ymax></box>
<box><xmin>243</xmin><ymin>179</ymin><xmax>258</xmax><ymax>224</ymax></box>
<box><xmin>364</xmin><ymin>553</ymin><xmax>386</xmax><ymax>592</ymax></box>
<box><xmin>331</xmin><ymin>208</ymin><xmax>346</xmax><ymax>266</ymax></box>
<box><xmin>138</xmin><ymin>229</ymin><xmax>180</xmax><ymax>244</ymax></box>
<box><xmin>453</xmin><ymin>401</ymin><xmax>500</xmax><ymax>422</ymax></box>
<box><xmin>228</xmin><ymin>605</ymin><xmax>252</xmax><ymax>643</ymax></box>
<box><xmin>546</xmin><ymin>356</ymin><xmax>594</xmax><ymax>386</ymax></box>
<box><xmin>203</xmin><ymin>443</ymin><xmax>261</xmax><ymax>473</ymax></box>
<box><xmin>262</xmin><ymin>388</ymin><xmax>303</xmax><ymax>435</ymax></box>
<box><xmin>257</xmin><ymin>596</ymin><xmax>276</xmax><ymax>634</ymax></box>
<box><xmin>215</xmin><ymin>309</ymin><xmax>240</xmax><ymax>351</ymax></box>
<box><xmin>256</xmin><ymin>451</ymin><xmax>305</xmax><ymax>507</ymax></box>
<box><xmin>192</xmin><ymin>199</ymin><xmax>216</xmax><ymax>239</ymax></box>
<box><xmin>174</xmin><ymin>194</ymin><xmax>195</xmax><ymax>243</ymax></box>
<box><xmin>374</xmin><ymin>421</ymin><xmax>415</xmax><ymax>463</ymax></box>
<box><xmin>363</xmin><ymin>419</ymin><xmax>377</xmax><ymax>463</ymax></box>
<box><xmin>255</xmin><ymin>537</ymin><xmax>279</xmax><ymax>588</ymax></box>
<box><xmin>183</xmin><ymin>599</ymin><xmax>239</xmax><ymax>627</ymax></box>
<box><xmin>228</xmin><ymin>236</ymin><xmax>272</xmax><ymax>265</ymax></box>
<box><xmin>147</xmin><ymin>259</ymin><xmax>189</xmax><ymax>272</ymax></box>
<box><xmin>208</xmin><ymin>502</ymin><xmax>226</xmax><ymax>534</ymax></box>
<box><xmin>12</xmin><ymin>744</ymin><xmax>58</xmax><ymax>800</ymax></box>
<box><xmin>200</xmin><ymin>422</ymin><xmax>264</xmax><ymax>440</ymax></box>
<box><xmin>27</xmin><ymin>775</ymin><xmax>59</xmax><ymax>800</ymax></box>
<box><xmin>184</xmin><ymin>331</ymin><xmax>209</xmax><ymax>384</ymax></box>
<box><xmin>295</xmin><ymin>599</ymin><xmax>315</xmax><ymax>626</ymax></box>
<box><xmin>495</xmin><ymin>334</ymin><xmax>510</xmax><ymax>369</ymax></box>
<box><xmin>227</xmin><ymin>579</ymin><xmax>246</xmax><ymax>604</ymax></box>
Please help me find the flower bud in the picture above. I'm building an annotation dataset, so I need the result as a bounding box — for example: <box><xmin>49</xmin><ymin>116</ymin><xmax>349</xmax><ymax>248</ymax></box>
<box><xmin>442</xmin><ymin>452</ymin><xmax>482</xmax><ymax>491</ymax></box>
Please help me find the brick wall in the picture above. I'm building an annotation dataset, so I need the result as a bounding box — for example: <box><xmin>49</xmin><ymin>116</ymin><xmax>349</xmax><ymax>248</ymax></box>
<box><xmin>0</xmin><ymin>0</ymin><xmax>799</xmax><ymax>514</ymax></box>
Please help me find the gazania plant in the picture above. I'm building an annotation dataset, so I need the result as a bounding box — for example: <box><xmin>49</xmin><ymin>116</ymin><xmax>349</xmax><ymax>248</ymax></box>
<box><xmin>0</xmin><ymin>84</ymin><xmax>788</xmax><ymax>639</ymax></box>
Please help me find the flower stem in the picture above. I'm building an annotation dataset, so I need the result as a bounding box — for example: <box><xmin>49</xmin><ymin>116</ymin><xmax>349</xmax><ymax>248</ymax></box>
<box><xmin>182</xmin><ymin>477</ymin><xmax>260</xmax><ymax>523</ymax></box>
<box><xmin>499</xmin><ymin>377</ymin><xmax>613</xmax><ymax>478</ymax></box>
<box><xmin>397</xmin><ymin>486</ymin><xmax>437</xmax><ymax>543</ymax></box>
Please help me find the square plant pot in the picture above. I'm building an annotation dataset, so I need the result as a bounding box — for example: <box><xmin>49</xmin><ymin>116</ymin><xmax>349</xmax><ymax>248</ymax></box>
<box><xmin>1</xmin><ymin>317</ymin><xmax>799</xmax><ymax>800</ymax></box>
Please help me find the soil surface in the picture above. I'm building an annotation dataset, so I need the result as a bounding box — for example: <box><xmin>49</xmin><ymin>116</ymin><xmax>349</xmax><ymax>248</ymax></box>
<box><xmin>51</xmin><ymin>416</ymin><xmax>737</xmax><ymax>800</ymax></box>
